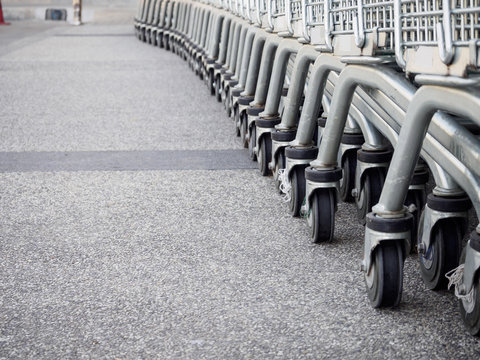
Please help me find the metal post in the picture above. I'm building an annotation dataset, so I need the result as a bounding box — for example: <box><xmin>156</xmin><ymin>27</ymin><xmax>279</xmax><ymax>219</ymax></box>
<box><xmin>72</xmin><ymin>0</ymin><xmax>82</xmax><ymax>25</ymax></box>
<box><xmin>0</xmin><ymin>0</ymin><xmax>11</xmax><ymax>25</ymax></box>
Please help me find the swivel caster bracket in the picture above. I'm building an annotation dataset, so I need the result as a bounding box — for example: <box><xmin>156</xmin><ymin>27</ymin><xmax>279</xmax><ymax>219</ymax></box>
<box><xmin>453</xmin><ymin>234</ymin><xmax>480</xmax><ymax>297</ymax></box>
<box><xmin>270</xmin><ymin>139</ymin><xmax>292</xmax><ymax>172</ymax></box>
<box><xmin>362</xmin><ymin>227</ymin><xmax>410</xmax><ymax>275</ymax></box>
<box><xmin>353</xmin><ymin>159</ymin><xmax>390</xmax><ymax>203</ymax></box>
<box><xmin>418</xmin><ymin>205</ymin><xmax>469</xmax><ymax>255</ymax></box>
<box><xmin>305</xmin><ymin>179</ymin><xmax>340</xmax><ymax>223</ymax></box>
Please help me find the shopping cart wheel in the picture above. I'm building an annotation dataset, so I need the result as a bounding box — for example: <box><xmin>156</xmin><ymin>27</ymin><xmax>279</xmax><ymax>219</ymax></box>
<box><xmin>356</xmin><ymin>167</ymin><xmax>386</xmax><ymax>225</ymax></box>
<box><xmin>248</xmin><ymin>125</ymin><xmax>257</xmax><ymax>161</ymax></box>
<box><xmin>240</xmin><ymin>113</ymin><xmax>248</xmax><ymax>148</ymax></box>
<box><xmin>340</xmin><ymin>150</ymin><xmax>357</xmax><ymax>203</ymax></box>
<box><xmin>274</xmin><ymin>149</ymin><xmax>285</xmax><ymax>193</ymax></box>
<box><xmin>258</xmin><ymin>134</ymin><xmax>272</xmax><ymax>176</ymax></box>
<box><xmin>419</xmin><ymin>217</ymin><xmax>462</xmax><ymax>290</ymax></box>
<box><xmin>224</xmin><ymin>88</ymin><xmax>231</xmax><ymax>117</ymax></box>
<box><xmin>405</xmin><ymin>189</ymin><xmax>426</xmax><ymax>253</ymax></box>
<box><xmin>234</xmin><ymin>107</ymin><xmax>240</xmax><ymax>137</ymax></box>
<box><xmin>194</xmin><ymin>61</ymin><xmax>199</xmax><ymax>76</ymax></box>
<box><xmin>366</xmin><ymin>241</ymin><xmax>403</xmax><ymax>307</ymax></box>
<box><xmin>459</xmin><ymin>246</ymin><xmax>480</xmax><ymax>336</ymax></box>
<box><xmin>215</xmin><ymin>76</ymin><xmax>222</xmax><ymax>102</ymax></box>
<box><xmin>208</xmin><ymin>71</ymin><xmax>215</xmax><ymax>96</ymax></box>
<box><xmin>310</xmin><ymin>188</ymin><xmax>335</xmax><ymax>243</ymax></box>
<box><xmin>289</xmin><ymin>166</ymin><xmax>306</xmax><ymax>217</ymax></box>
<box><xmin>198</xmin><ymin>60</ymin><xmax>203</xmax><ymax>80</ymax></box>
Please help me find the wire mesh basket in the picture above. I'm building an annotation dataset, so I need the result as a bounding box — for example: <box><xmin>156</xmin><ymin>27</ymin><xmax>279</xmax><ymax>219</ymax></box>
<box><xmin>268</xmin><ymin>0</ymin><xmax>291</xmax><ymax>35</ymax></box>
<box><xmin>245</xmin><ymin>0</ymin><xmax>258</xmax><ymax>23</ymax></box>
<box><xmin>395</xmin><ymin>0</ymin><xmax>480</xmax><ymax>76</ymax></box>
<box><xmin>286</xmin><ymin>0</ymin><xmax>305</xmax><ymax>37</ymax></box>
<box><xmin>301</xmin><ymin>0</ymin><xmax>327</xmax><ymax>45</ymax></box>
<box><xmin>255</xmin><ymin>0</ymin><xmax>270</xmax><ymax>26</ymax></box>
<box><xmin>327</xmin><ymin>0</ymin><xmax>395</xmax><ymax>56</ymax></box>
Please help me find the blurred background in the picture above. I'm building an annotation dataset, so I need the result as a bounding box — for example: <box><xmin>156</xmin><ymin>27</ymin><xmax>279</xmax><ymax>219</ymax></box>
<box><xmin>2</xmin><ymin>0</ymin><xmax>138</xmax><ymax>23</ymax></box>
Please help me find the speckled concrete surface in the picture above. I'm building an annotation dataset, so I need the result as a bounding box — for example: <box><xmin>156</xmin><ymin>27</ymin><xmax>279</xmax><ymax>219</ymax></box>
<box><xmin>1</xmin><ymin>22</ymin><xmax>480</xmax><ymax>359</ymax></box>
<box><xmin>0</xmin><ymin>24</ymin><xmax>238</xmax><ymax>152</ymax></box>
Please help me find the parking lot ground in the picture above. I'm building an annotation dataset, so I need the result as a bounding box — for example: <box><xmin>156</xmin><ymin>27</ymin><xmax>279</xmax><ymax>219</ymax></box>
<box><xmin>1</xmin><ymin>21</ymin><xmax>480</xmax><ymax>359</ymax></box>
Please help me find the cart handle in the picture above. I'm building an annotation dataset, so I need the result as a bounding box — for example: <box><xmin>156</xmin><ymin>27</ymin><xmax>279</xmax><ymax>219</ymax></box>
<box><xmin>437</xmin><ymin>0</ymin><xmax>454</xmax><ymax>65</ymax></box>
<box><xmin>255</xmin><ymin>0</ymin><xmax>263</xmax><ymax>25</ymax></box>
<box><xmin>353</xmin><ymin>0</ymin><xmax>365</xmax><ymax>48</ymax></box>
<box><xmin>267</xmin><ymin>0</ymin><xmax>275</xmax><ymax>31</ymax></box>
<box><xmin>323</xmin><ymin>0</ymin><xmax>333</xmax><ymax>51</ymax></box>
<box><xmin>286</xmin><ymin>0</ymin><xmax>295</xmax><ymax>36</ymax></box>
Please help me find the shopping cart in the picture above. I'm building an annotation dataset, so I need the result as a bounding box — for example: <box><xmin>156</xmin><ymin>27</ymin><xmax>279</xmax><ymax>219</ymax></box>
<box><xmin>367</xmin><ymin>0</ymin><xmax>480</xmax><ymax>332</ymax></box>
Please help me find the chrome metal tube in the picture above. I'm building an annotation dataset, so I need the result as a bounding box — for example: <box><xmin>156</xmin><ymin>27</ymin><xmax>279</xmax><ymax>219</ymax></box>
<box><xmin>277</xmin><ymin>45</ymin><xmax>320</xmax><ymax>129</ymax></box>
<box><xmin>262</xmin><ymin>38</ymin><xmax>303</xmax><ymax>115</ymax></box>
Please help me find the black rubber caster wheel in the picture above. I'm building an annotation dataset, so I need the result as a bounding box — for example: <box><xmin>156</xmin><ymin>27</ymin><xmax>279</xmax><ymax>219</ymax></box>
<box><xmin>215</xmin><ymin>76</ymin><xmax>222</xmax><ymax>102</ymax></box>
<box><xmin>225</xmin><ymin>89</ymin><xmax>232</xmax><ymax>117</ymax></box>
<box><xmin>356</xmin><ymin>167</ymin><xmax>386</xmax><ymax>225</ymax></box>
<box><xmin>459</xmin><ymin>248</ymin><xmax>480</xmax><ymax>336</ymax></box>
<box><xmin>310</xmin><ymin>188</ymin><xmax>335</xmax><ymax>243</ymax></box>
<box><xmin>340</xmin><ymin>150</ymin><xmax>357</xmax><ymax>203</ymax></box>
<box><xmin>274</xmin><ymin>148</ymin><xmax>285</xmax><ymax>193</ymax></box>
<box><xmin>405</xmin><ymin>189</ymin><xmax>426</xmax><ymax>253</ymax></box>
<box><xmin>198</xmin><ymin>61</ymin><xmax>203</xmax><ymax>80</ymax></box>
<box><xmin>240</xmin><ymin>113</ymin><xmax>248</xmax><ymax>148</ymax></box>
<box><xmin>289</xmin><ymin>165</ymin><xmax>306</xmax><ymax>217</ymax></box>
<box><xmin>365</xmin><ymin>241</ymin><xmax>404</xmax><ymax>307</ymax></box>
<box><xmin>258</xmin><ymin>134</ymin><xmax>272</xmax><ymax>176</ymax></box>
<box><xmin>234</xmin><ymin>107</ymin><xmax>240</xmax><ymax>137</ymax></box>
<box><xmin>158</xmin><ymin>35</ymin><xmax>164</xmax><ymax>48</ymax></box>
<box><xmin>208</xmin><ymin>71</ymin><xmax>215</xmax><ymax>96</ymax></box>
<box><xmin>194</xmin><ymin>60</ymin><xmax>199</xmax><ymax>76</ymax></box>
<box><xmin>419</xmin><ymin>217</ymin><xmax>463</xmax><ymax>290</ymax></box>
<box><xmin>248</xmin><ymin>125</ymin><xmax>257</xmax><ymax>161</ymax></box>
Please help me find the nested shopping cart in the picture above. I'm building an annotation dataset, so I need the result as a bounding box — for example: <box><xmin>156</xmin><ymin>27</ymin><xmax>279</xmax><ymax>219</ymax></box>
<box><xmin>265</xmin><ymin>0</ymin><xmax>327</xmax><ymax>199</ymax></box>
<box><xmin>134</xmin><ymin>0</ymin><xmax>147</xmax><ymax>39</ymax></box>
<box><xmin>273</xmin><ymin>0</ymin><xmax>392</xmax><ymax>226</ymax></box>
<box><xmin>366</xmin><ymin>0</ymin><xmax>480</xmax><ymax>333</ymax></box>
<box><xmin>231</xmin><ymin>0</ymin><xmax>301</xmax><ymax>150</ymax></box>
<box><xmin>219</xmin><ymin>0</ymin><xmax>254</xmax><ymax>116</ymax></box>
<box><xmin>134</xmin><ymin>0</ymin><xmax>480</xmax><ymax>337</ymax></box>
<box><xmin>144</xmin><ymin>0</ymin><xmax>162</xmax><ymax>45</ymax></box>
<box><xmin>137</xmin><ymin>0</ymin><xmax>155</xmax><ymax>42</ymax></box>
<box><xmin>250</xmin><ymin>0</ymin><xmax>310</xmax><ymax>176</ymax></box>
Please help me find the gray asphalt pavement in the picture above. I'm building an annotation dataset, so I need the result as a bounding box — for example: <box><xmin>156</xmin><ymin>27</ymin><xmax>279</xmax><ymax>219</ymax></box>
<box><xmin>1</xmin><ymin>21</ymin><xmax>480</xmax><ymax>359</ymax></box>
